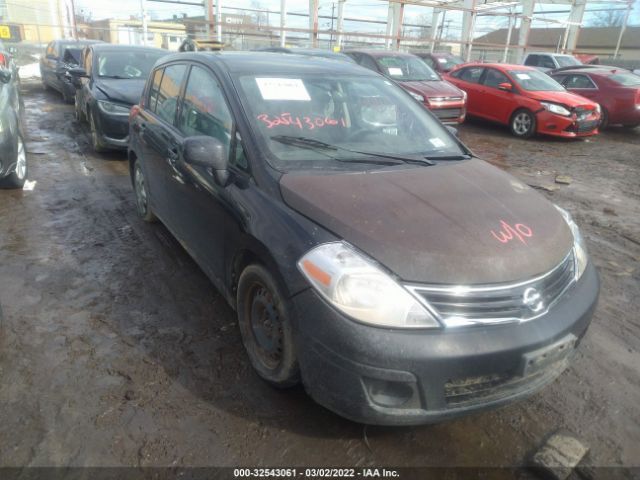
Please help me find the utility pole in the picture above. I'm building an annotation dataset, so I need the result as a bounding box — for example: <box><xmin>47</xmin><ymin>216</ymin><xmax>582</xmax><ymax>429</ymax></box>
<box><xmin>69</xmin><ymin>0</ymin><xmax>78</xmax><ymax>39</ymax></box>
<box><xmin>280</xmin><ymin>0</ymin><xmax>287</xmax><ymax>47</ymax></box>
<box><xmin>329</xmin><ymin>3</ymin><xmax>335</xmax><ymax>49</ymax></box>
<box><xmin>140</xmin><ymin>0</ymin><xmax>148</xmax><ymax>45</ymax></box>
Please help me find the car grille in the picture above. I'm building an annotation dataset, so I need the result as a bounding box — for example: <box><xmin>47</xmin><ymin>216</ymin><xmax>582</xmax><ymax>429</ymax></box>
<box><xmin>405</xmin><ymin>250</ymin><xmax>576</xmax><ymax>327</ymax></box>
<box><xmin>568</xmin><ymin>119</ymin><xmax>599</xmax><ymax>133</ymax></box>
<box><xmin>433</xmin><ymin>108</ymin><xmax>462</xmax><ymax>119</ymax></box>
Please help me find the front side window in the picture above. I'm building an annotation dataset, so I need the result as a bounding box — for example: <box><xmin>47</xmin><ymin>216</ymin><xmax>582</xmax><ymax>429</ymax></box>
<box><xmin>376</xmin><ymin>56</ymin><xmax>439</xmax><ymax>81</ymax></box>
<box><xmin>63</xmin><ymin>48</ymin><xmax>82</xmax><ymax>65</ymax></box>
<box><xmin>155</xmin><ymin>64</ymin><xmax>187</xmax><ymax>125</ymax></box>
<box><xmin>235</xmin><ymin>75</ymin><xmax>465</xmax><ymax>172</ymax></box>
<box><xmin>524</xmin><ymin>54</ymin><xmax>539</xmax><ymax>66</ymax></box>
<box><xmin>147</xmin><ymin>68</ymin><xmax>164</xmax><ymax>113</ymax></box>
<box><xmin>539</xmin><ymin>56</ymin><xmax>556</xmax><ymax>69</ymax></box>
<box><xmin>483</xmin><ymin>68</ymin><xmax>510</xmax><ymax>89</ymax></box>
<box><xmin>177</xmin><ymin>66</ymin><xmax>233</xmax><ymax>151</ymax></box>
<box><xmin>508</xmin><ymin>70</ymin><xmax>565</xmax><ymax>92</ymax></box>
<box><xmin>96</xmin><ymin>50</ymin><xmax>165</xmax><ymax>79</ymax></box>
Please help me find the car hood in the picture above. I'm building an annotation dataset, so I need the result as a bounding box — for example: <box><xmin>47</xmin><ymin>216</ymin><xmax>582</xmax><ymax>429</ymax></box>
<box><xmin>525</xmin><ymin>89</ymin><xmax>597</xmax><ymax>108</ymax></box>
<box><xmin>280</xmin><ymin>159</ymin><xmax>574</xmax><ymax>285</ymax></box>
<box><xmin>95</xmin><ymin>78</ymin><xmax>145</xmax><ymax>106</ymax></box>
<box><xmin>400</xmin><ymin>79</ymin><xmax>463</xmax><ymax>98</ymax></box>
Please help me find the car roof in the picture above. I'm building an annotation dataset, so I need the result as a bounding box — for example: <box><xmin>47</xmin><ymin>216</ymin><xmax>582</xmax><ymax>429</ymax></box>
<box><xmin>90</xmin><ymin>44</ymin><xmax>166</xmax><ymax>53</ymax></box>
<box><xmin>157</xmin><ymin>51</ymin><xmax>373</xmax><ymax>76</ymax></box>
<box><xmin>345</xmin><ymin>49</ymin><xmax>415</xmax><ymax>58</ymax></box>
<box><xmin>454</xmin><ymin>62</ymin><xmax>534</xmax><ymax>71</ymax></box>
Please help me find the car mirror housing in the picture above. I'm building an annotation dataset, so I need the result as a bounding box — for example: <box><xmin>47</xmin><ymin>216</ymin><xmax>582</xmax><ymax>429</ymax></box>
<box><xmin>183</xmin><ymin>136</ymin><xmax>230</xmax><ymax>187</ymax></box>
<box><xmin>499</xmin><ymin>82</ymin><xmax>513</xmax><ymax>92</ymax></box>
<box><xmin>68</xmin><ymin>67</ymin><xmax>87</xmax><ymax>77</ymax></box>
<box><xmin>445</xmin><ymin>125</ymin><xmax>459</xmax><ymax>137</ymax></box>
<box><xmin>0</xmin><ymin>68</ymin><xmax>11</xmax><ymax>84</ymax></box>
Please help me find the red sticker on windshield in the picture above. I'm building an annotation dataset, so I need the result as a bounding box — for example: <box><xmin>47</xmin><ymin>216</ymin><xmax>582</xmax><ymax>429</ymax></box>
<box><xmin>491</xmin><ymin>220</ymin><xmax>533</xmax><ymax>245</ymax></box>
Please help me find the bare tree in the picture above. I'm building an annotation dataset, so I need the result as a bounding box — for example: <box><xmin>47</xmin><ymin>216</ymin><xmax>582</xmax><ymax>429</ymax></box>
<box><xmin>591</xmin><ymin>10</ymin><xmax>625</xmax><ymax>27</ymax></box>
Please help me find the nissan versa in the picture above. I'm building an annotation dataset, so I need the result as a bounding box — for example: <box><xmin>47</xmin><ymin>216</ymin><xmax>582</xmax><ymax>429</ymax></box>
<box><xmin>128</xmin><ymin>52</ymin><xmax>599</xmax><ymax>425</ymax></box>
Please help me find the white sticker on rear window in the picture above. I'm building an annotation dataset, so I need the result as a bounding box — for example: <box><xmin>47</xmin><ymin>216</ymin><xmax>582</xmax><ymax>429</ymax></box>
<box><xmin>429</xmin><ymin>137</ymin><xmax>446</xmax><ymax>148</ymax></box>
<box><xmin>255</xmin><ymin>78</ymin><xmax>311</xmax><ymax>101</ymax></box>
<box><xmin>516</xmin><ymin>73</ymin><xmax>531</xmax><ymax>80</ymax></box>
<box><xmin>388</xmin><ymin>67</ymin><xmax>403</xmax><ymax>76</ymax></box>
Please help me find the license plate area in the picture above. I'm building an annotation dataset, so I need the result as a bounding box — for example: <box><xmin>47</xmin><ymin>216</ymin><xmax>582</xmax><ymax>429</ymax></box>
<box><xmin>521</xmin><ymin>334</ymin><xmax>577</xmax><ymax>376</ymax></box>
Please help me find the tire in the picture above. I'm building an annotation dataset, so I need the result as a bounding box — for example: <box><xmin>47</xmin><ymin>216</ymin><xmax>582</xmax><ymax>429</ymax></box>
<box><xmin>132</xmin><ymin>161</ymin><xmax>157</xmax><ymax>223</ymax></box>
<box><xmin>89</xmin><ymin>110</ymin><xmax>107</xmax><ymax>153</ymax></box>
<box><xmin>0</xmin><ymin>135</ymin><xmax>27</xmax><ymax>189</ymax></box>
<box><xmin>237</xmin><ymin>264</ymin><xmax>300</xmax><ymax>388</ymax></box>
<box><xmin>510</xmin><ymin>109</ymin><xmax>536</xmax><ymax>138</ymax></box>
<box><xmin>599</xmin><ymin>107</ymin><xmax>609</xmax><ymax>130</ymax></box>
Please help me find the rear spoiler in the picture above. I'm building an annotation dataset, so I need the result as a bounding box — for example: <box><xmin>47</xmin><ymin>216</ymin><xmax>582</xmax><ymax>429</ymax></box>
<box><xmin>549</xmin><ymin>64</ymin><xmax>631</xmax><ymax>74</ymax></box>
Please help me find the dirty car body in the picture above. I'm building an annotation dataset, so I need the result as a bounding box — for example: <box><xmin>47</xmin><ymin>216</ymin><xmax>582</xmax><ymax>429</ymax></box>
<box><xmin>0</xmin><ymin>48</ymin><xmax>26</xmax><ymax>188</ymax></box>
<box><xmin>128</xmin><ymin>52</ymin><xmax>599</xmax><ymax>425</ymax></box>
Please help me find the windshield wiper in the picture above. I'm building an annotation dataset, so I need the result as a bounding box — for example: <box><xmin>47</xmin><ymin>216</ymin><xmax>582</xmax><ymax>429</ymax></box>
<box><xmin>424</xmin><ymin>154</ymin><xmax>472</xmax><ymax>161</ymax></box>
<box><xmin>270</xmin><ymin>135</ymin><xmax>435</xmax><ymax>166</ymax></box>
<box><xmin>99</xmin><ymin>75</ymin><xmax>131</xmax><ymax>79</ymax></box>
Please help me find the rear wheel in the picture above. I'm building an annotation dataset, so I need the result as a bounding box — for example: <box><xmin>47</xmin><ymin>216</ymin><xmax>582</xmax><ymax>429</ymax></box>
<box><xmin>237</xmin><ymin>264</ymin><xmax>300</xmax><ymax>388</ymax></box>
<box><xmin>599</xmin><ymin>106</ymin><xmax>609</xmax><ymax>129</ymax></box>
<box><xmin>133</xmin><ymin>162</ymin><xmax>157</xmax><ymax>223</ymax></box>
<box><xmin>0</xmin><ymin>135</ymin><xmax>27</xmax><ymax>189</ymax></box>
<box><xmin>510</xmin><ymin>109</ymin><xmax>536</xmax><ymax>138</ymax></box>
<box><xmin>89</xmin><ymin>110</ymin><xmax>107</xmax><ymax>153</ymax></box>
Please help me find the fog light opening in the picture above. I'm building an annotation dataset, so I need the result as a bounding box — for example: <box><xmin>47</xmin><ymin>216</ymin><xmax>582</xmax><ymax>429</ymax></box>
<box><xmin>364</xmin><ymin>377</ymin><xmax>416</xmax><ymax>408</ymax></box>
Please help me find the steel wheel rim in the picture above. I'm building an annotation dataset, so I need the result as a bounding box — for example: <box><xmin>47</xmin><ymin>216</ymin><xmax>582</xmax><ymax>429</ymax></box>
<box><xmin>15</xmin><ymin>137</ymin><xmax>26</xmax><ymax>180</ymax></box>
<box><xmin>513</xmin><ymin>113</ymin><xmax>531</xmax><ymax>135</ymax></box>
<box><xmin>248</xmin><ymin>283</ymin><xmax>283</xmax><ymax>369</ymax></box>
<box><xmin>134</xmin><ymin>166</ymin><xmax>147</xmax><ymax>215</ymax></box>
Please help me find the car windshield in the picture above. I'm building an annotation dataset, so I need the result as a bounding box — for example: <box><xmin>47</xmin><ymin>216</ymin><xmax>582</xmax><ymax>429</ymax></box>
<box><xmin>555</xmin><ymin>55</ymin><xmax>581</xmax><ymax>67</ymax></box>
<box><xmin>376</xmin><ymin>56</ymin><xmax>440</xmax><ymax>81</ymax></box>
<box><xmin>96</xmin><ymin>50</ymin><xmax>164</xmax><ymax>78</ymax></box>
<box><xmin>235</xmin><ymin>75</ymin><xmax>465</xmax><ymax>171</ymax></box>
<box><xmin>436</xmin><ymin>55</ymin><xmax>464</xmax><ymax>70</ymax></box>
<box><xmin>508</xmin><ymin>70</ymin><xmax>565</xmax><ymax>92</ymax></box>
<box><xmin>608</xmin><ymin>72</ymin><xmax>640</xmax><ymax>86</ymax></box>
<box><xmin>63</xmin><ymin>48</ymin><xmax>82</xmax><ymax>65</ymax></box>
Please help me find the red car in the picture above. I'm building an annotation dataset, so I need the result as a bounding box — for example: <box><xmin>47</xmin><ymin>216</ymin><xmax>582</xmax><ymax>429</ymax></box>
<box><xmin>446</xmin><ymin>63</ymin><xmax>601</xmax><ymax>138</ymax></box>
<box><xmin>412</xmin><ymin>51</ymin><xmax>466</xmax><ymax>74</ymax></box>
<box><xmin>345</xmin><ymin>50</ymin><xmax>467</xmax><ymax>124</ymax></box>
<box><xmin>550</xmin><ymin>66</ymin><xmax>640</xmax><ymax>129</ymax></box>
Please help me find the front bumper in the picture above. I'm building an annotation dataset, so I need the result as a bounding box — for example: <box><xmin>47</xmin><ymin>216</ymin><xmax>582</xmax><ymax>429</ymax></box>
<box><xmin>95</xmin><ymin>107</ymin><xmax>130</xmax><ymax>149</ymax></box>
<box><xmin>291</xmin><ymin>262</ymin><xmax>599</xmax><ymax>425</ymax></box>
<box><xmin>536</xmin><ymin>109</ymin><xmax>600</xmax><ymax>138</ymax></box>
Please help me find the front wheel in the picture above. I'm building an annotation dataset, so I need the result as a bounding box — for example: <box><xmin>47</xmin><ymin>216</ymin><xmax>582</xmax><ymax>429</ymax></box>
<box><xmin>0</xmin><ymin>135</ymin><xmax>27</xmax><ymax>189</ymax></box>
<box><xmin>237</xmin><ymin>264</ymin><xmax>300</xmax><ymax>388</ymax></box>
<box><xmin>510</xmin><ymin>109</ymin><xmax>536</xmax><ymax>138</ymax></box>
<box><xmin>89</xmin><ymin>110</ymin><xmax>107</xmax><ymax>153</ymax></box>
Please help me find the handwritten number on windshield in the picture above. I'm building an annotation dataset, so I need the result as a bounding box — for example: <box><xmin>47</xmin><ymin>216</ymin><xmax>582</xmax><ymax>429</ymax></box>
<box><xmin>257</xmin><ymin>113</ymin><xmax>347</xmax><ymax>130</ymax></box>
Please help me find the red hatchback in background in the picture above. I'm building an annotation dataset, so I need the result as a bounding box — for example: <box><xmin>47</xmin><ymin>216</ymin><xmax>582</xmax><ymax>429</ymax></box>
<box><xmin>446</xmin><ymin>63</ymin><xmax>601</xmax><ymax>138</ymax></box>
<box><xmin>550</xmin><ymin>66</ymin><xmax>640</xmax><ymax>129</ymax></box>
<box><xmin>346</xmin><ymin>50</ymin><xmax>467</xmax><ymax>124</ymax></box>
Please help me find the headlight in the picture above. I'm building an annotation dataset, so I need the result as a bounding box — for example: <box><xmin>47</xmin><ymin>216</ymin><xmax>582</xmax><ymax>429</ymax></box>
<box><xmin>540</xmin><ymin>102</ymin><xmax>571</xmax><ymax>117</ymax></box>
<box><xmin>298</xmin><ymin>242</ymin><xmax>440</xmax><ymax>329</ymax></box>
<box><xmin>97</xmin><ymin>100</ymin><xmax>131</xmax><ymax>116</ymax></box>
<box><xmin>408</xmin><ymin>91</ymin><xmax>425</xmax><ymax>103</ymax></box>
<box><xmin>555</xmin><ymin>205</ymin><xmax>588</xmax><ymax>280</ymax></box>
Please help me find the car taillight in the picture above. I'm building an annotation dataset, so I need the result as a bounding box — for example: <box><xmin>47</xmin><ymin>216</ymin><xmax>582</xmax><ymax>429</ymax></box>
<box><xmin>0</xmin><ymin>53</ymin><xmax>8</xmax><ymax>68</ymax></box>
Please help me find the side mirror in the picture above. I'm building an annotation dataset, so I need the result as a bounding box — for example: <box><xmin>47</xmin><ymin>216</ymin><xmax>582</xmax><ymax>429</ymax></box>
<box><xmin>183</xmin><ymin>136</ymin><xmax>230</xmax><ymax>186</ymax></box>
<box><xmin>498</xmin><ymin>82</ymin><xmax>513</xmax><ymax>92</ymax></box>
<box><xmin>445</xmin><ymin>125</ymin><xmax>459</xmax><ymax>137</ymax></box>
<box><xmin>0</xmin><ymin>68</ymin><xmax>11</xmax><ymax>84</ymax></box>
<box><xmin>46</xmin><ymin>53</ymin><xmax>57</xmax><ymax>60</ymax></box>
<box><xmin>68</xmin><ymin>66</ymin><xmax>87</xmax><ymax>78</ymax></box>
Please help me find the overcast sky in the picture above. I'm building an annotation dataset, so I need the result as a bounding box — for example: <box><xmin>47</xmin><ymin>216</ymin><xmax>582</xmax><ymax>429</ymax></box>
<box><xmin>74</xmin><ymin>0</ymin><xmax>639</xmax><ymax>40</ymax></box>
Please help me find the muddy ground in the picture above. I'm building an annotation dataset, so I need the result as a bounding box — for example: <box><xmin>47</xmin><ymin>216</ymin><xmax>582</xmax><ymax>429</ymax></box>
<box><xmin>0</xmin><ymin>82</ymin><xmax>638</xmax><ymax>472</ymax></box>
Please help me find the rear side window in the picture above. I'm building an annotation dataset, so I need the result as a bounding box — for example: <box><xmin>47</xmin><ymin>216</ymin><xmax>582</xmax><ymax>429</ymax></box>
<box><xmin>565</xmin><ymin>74</ymin><xmax>596</xmax><ymax>89</ymax></box>
<box><xmin>524</xmin><ymin>54</ymin><xmax>539</xmax><ymax>66</ymax></box>
<box><xmin>147</xmin><ymin>68</ymin><xmax>164</xmax><ymax>112</ymax></box>
<box><xmin>456</xmin><ymin>66</ymin><xmax>484</xmax><ymax>84</ymax></box>
<box><xmin>539</xmin><ymin>56</ymin><xmax>556</xmax><ymax>69</ymax></box>
<box><xmin>155</xmin><ymin>64</ymin><xmax>188</xmax><ymax>125</ymax></box>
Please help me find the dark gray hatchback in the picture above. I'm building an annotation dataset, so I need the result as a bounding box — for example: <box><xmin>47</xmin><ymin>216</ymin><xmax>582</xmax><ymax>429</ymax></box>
<box><xmin>128</xmin><ymin>52</ymin><xmax>599</xmax><ymax>425</ymax></box>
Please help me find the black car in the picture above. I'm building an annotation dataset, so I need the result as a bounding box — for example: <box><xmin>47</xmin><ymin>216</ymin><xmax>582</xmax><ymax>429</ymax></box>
<box><xmin>1</xmin><ymin>48</ymin><xmax>26</xmax><ymax>189</ymax></box>
<box><xmin>40</xmin><ymin>39</ymin><xmax>103</xmax><ymax>102</ymax></box>
<box><xmin>71</xmin><ymin>44</ymin><xmax>167</xmax><ymax>152</ymax></box>
<box><xmin>128</xmin><ymin>52</ymin><xmax>599</xmax><ymax>425</ymax></box>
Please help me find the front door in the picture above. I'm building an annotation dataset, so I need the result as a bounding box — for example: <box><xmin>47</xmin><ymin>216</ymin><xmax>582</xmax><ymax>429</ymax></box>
<box><xmin>480</xmin><ymin>68</ymin><xmax>516</xmax><ymax>124</ymax></box>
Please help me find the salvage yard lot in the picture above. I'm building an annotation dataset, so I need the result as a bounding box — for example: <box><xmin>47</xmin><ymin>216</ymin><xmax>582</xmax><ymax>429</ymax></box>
<box><xmin>0</xmin><ymin>81</ymin><xmax>638</xmax><ymax>469</ymax></box>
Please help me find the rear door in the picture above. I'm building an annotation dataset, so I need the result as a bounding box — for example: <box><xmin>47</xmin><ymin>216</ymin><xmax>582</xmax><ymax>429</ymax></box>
<box><xmin>135</xmin><ymin>63</ymin><xmax>188</xmax><ymax>221</ymax></box>
<box><xmin>449</xmin><ymin>66</ymin><xmax>485</xmax><ymax>116</ymax></box>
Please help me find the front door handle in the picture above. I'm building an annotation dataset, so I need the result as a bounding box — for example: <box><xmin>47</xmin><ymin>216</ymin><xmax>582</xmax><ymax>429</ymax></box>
<box><xmin>167</xmin><ymin>146</ymin><xmax>179</xmax><ymax>165</ymax></box>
